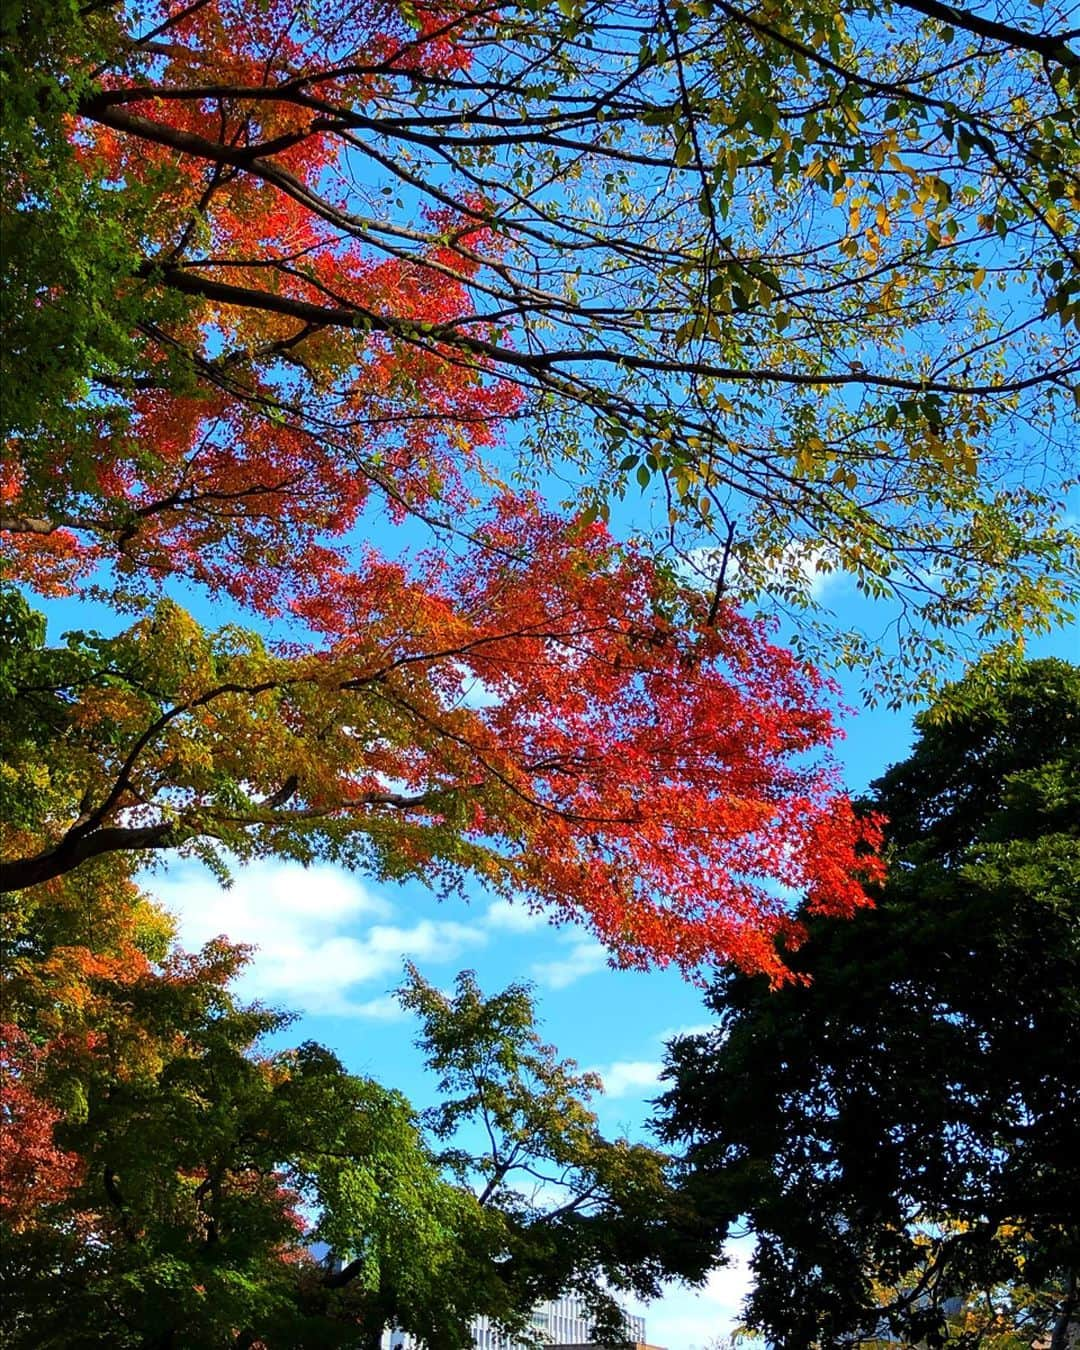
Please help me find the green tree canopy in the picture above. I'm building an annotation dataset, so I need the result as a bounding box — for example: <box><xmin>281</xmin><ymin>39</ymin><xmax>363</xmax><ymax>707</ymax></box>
<box><xmin>1</xmin><ymin>848</ymin><xmax>711</xmax><ymax>1346</ymax></box>
<box><xmin>400</xmin><ymin>965</ymin><xmax>712</xmax><ymax>1338</ymax></box>
<box><xmin>3</xmin><ymin>0</ymin><xmax>1078</xmax><ymax>694</ymax></box>
<box><xmin>656</xmin><ymin>658</ymin><xmax>1080</xmax><ymax>1348</ymax></box>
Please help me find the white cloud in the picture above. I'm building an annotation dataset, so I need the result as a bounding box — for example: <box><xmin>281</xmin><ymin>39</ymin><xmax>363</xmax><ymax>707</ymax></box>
<box><xmin>686</xmin><ymin>540</ymin><xmax>841</xmax><ymax>602</ymax></box>
<box><xmin>348</xmin><ymin>994</ymin><xmax>409</xmax><ymax>1022</ymax></box>
<box><xmin>657</xmin><ymin>1021</ymin><xmax>716</xmax><ymax>1044</ymax></box>
<box><xmin>531</xmin><ymin>938</ymin><xmax>608</xmax><ymax>989</ymax></box>
<box><xmin>625</xmin><ymin>1239</ymin><xmax>756</xmax><ymax>1347</ymax></box>
<box><xmin>150</xmin><ymin>859</ymin><xmax>485</xmax><ymax>1016</ymax></box>
<box><xmin>483</xmin><ymin>898</ymin><xmax>549</xmax><ymax>934</ymax></box>
<box><xmin>591</xmin><ymin>1059</ymin><xmax>664</xmax><ymax>1099</ymax></box>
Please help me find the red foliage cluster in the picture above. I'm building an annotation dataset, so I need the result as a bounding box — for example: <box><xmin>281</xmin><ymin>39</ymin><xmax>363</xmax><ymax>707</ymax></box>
<box><xmin>7</xmin><ymin>0</ymin><xmax>516</xmax><ymax>603</ymax></box>
<box><xmin>2</xmin><ymin>0</ymin><xmax>882</xmax><ymax>979</ymax></box>
<box><xmin>290</xmin><ymin>498</ymin><xmax>883</xmax><ymax>979</ymax></box>
<box><xmin>0</xmin><ymin>1028</ymin><xmax>84</xmax><ymax>1230</ymax></box>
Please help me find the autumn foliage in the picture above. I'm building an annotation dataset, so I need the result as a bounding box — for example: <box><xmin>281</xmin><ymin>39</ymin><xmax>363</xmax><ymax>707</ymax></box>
<box><xmin>0</xmin><ymin>1028</ymin><xmax>84</xmax><ymax>1229</ymax></box>
<box><xmin>0</xmin><ymin>10</ymin><xmax>886</xmax><ymax>1317</ymax></box>
<box><xmin>4</xmin><ymin>0</ymin><xmax>1074</xmax><ymax>692</ymax></box>
<box><xmin>1</xmin><ymin>883</ymin><xmax>336</xmax><ymax>1342</ymax></box>
<box><xmin>0</xmin><ymin>854</ymin><xmax>720</xmax><ymax>1345</ymax></box>
<box><xmin>9</xmin><ymin>0</ymin><xmax>1078</xmax><ymax>1340</ymax></box>
<box><xmin>0</xmin><ymin>0</ymin><xmax>886</xmax><ymax>981</ymax></box>
<box><xmin>2</xmin><ymin>503</ymin><xmax>882</xmax><ymax>979</ymax></box>
<box><xmin>2</xmin><ymin>0</ymin><xmax>516</xmax><ymax>606</ymax></box>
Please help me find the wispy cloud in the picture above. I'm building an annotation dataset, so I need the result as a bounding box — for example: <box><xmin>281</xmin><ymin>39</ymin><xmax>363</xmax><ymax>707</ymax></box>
<box><xmin>590</xmin><ymin>1059</ymin><xmax>664</xmax><ymax>1099</ymax></box>
<box><xmin>531</xmin><ymin>937</ymin><xmax>608</xmax><ymax>989</ymax></box>
<box><xmin>685</xmin><ymin>540</ymin><xmax>842</xmax><ymax>602</ymax></box>
<box><xmin>483</xmin><ymin>898</ymin><xmax>550</xmax><ymax>934</ymax></box>
<box><xmin>657</xmin><ymin>1021</ymin><xmax>716</xmax><ymax>1044</ymax></box>
<box><xmin>348</xmin><ymin>994</ymin><xmax>409</xmax><ymax>1022</ymax></box>
<box><xmin>151</xmin><ymin>860</ymin><xmax>485</xmax><ymax>1016</ymax></box>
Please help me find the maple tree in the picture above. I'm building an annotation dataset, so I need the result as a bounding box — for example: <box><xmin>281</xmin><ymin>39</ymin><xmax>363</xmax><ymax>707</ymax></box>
<box><xmin>0</xmin><ymin>1027</ymin><xmax>84</xmax><ymax>1232</ymax></box>
<box><xmin>0</xmin><ymin>889</ymin><xmax>474</xmax><ymax>1347</ymax></box>
<box><xmin>0</xmin><ymin>537</ymin><xmax>881</xmax><ymax>980</ymax></box>
<box><xmin>2</xmin><ymin>0</ymin><xmax>1077</xmax><ymax>692</ymax></box>
<box><xmin>0</xmin><ymin>0</ymin><xmax>903</xmax><ymax>981</ymax></box>
<box><xmin>656</xmin><ymin>658</ymin><xmax>1080</xmax><ymax>1348</ymax></box>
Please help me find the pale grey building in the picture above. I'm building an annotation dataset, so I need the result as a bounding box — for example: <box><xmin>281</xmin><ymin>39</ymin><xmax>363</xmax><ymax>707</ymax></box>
<box><xmin>383</xmin><ymin>1295</ymin><xmax>648</xmax><ymax>1350</ymax></box>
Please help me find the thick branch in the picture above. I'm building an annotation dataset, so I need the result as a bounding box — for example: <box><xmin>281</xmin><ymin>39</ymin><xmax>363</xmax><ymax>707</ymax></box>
<box><xmin>0</xmin><ymin>513</ymin><xmax>66</xmax><ymax>535</ymax></box>
<box><xmin>891</xmin><ymin>0</ymin><xmax>1079</xmax><ymax>68</ymax></box>
<box><xmin>0</xmin><ymin>824</ymin><xmax>183</xmax><ymax>892</ymax></box>
<box><xmin>150</xmin><ymin>259</ymin><xmax>1075</xmax><ymax>399</ymax></box>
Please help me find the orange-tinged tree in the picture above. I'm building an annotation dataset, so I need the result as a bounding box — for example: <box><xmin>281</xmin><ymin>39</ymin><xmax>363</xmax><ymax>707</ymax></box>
<box><xmin>0</xmin><ymin>856</ymin><xmax>716</xmax><ymax>1348</ymax></box>
<box><xmin>0</xmin><ymin>0</ymin><xmax>886</xmax><ymax>984</ymax></box>
<box><xmin>3</xmin><ymin>0</ymin><xmax>1077</xmax><ymax>687</ymax></box>
<box><xmin>0</xmin><ymin>1027</ymin><xmax>84</xmax><ymax>1231</ymax></box>
<box><xmin>2</xmin><ymin>0</ymin><xmax>518</xmax><ymax>610</ymax></box>
<box><xmin>0</xmin><ymin>526</ymin><xmax>881</xmax><ymax>980</ymax></box>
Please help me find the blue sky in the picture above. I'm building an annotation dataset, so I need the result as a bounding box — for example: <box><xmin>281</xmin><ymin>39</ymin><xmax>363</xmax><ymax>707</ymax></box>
<box><xmin>133</xmin><ymin>547</ymin><xmax>1076</xmax><ymax>1348</ymax></box>
<box><xmin>36</xmin><ymin>459</ymin><xmax>1079</xmax><ymax>1345</ymax></box>
<box><xmin>16</xmin><ymin>8</ymin><xmax>1077</xmax><ymax>1338</ymax></box>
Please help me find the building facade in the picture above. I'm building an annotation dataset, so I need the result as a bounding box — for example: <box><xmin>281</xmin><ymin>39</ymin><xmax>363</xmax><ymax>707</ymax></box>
<box><xmin>383</xmin><ymin>1295</ymin><xmax>647</xmax><ymax>1350</ymax></box>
